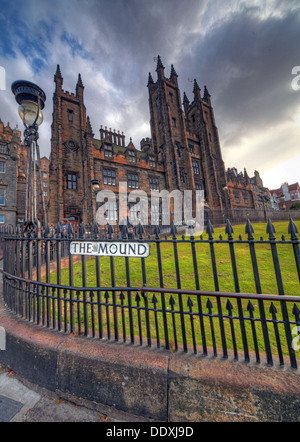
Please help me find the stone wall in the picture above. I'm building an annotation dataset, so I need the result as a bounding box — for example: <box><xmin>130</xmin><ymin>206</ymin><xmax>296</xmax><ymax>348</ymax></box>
<box><xmin>1</xmin><ymin>297</ymin><xmax>300</xmax><ymax>422</ymax></box>
<box><xmin>211</xmin><ymin>207</ymin><xmax>300</xmax><ymax>226</ymax></box>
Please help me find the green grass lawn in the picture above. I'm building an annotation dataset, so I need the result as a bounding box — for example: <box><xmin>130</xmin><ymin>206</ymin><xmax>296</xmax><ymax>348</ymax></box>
<box><xmin>44</xmin><ymin>220</ymin><xmax>300</xmax><ymax>362</ymax></box>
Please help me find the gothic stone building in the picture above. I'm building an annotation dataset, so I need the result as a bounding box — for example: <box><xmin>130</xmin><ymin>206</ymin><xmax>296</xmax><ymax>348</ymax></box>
<box><xmin>48</xmin><ymin>57</ymin><xmax>271</xmax><ymax>227</ymax></box>
<box><xmin>0</xmin><ymin>120</ymin><xmax>25</xmax><ymax>226</ymax></box>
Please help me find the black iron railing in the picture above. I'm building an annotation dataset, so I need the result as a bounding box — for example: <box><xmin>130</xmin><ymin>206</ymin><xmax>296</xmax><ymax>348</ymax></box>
<box><xmin>0</xmin><ymin>218</ymin><xmax>300</xmax><ymax>369</ymax></box>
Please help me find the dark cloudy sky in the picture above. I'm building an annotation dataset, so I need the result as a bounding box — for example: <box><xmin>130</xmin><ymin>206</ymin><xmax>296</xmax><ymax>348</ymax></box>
<box><xmin>0</xmin><ymin>0</ymin><xmax>299</xmax><ymax>189</ymax></box>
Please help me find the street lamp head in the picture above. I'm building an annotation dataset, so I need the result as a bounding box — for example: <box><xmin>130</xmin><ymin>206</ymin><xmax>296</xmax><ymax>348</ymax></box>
<box><xmin>91</xmin><ymin>179</ymin><xmax>100</xmax><ymax>192</ymax></box>
<box><xmin>11</xmin><ymin>80</ymin><xmax>46</xmax><ymax>127</ymax></box>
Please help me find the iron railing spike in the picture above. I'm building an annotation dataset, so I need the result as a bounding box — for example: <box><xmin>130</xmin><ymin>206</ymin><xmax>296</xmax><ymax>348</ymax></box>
<box><xmin>206</xmin><ymin>220</ymin><xmax>214</xmax><ymax>238</ymax></box>
<box><xmin>187</xmin><ymin>296</ymin><xmax>193</xmax><ymax>308</ymax></box>
<box><xmin>137</xmin><ymin>223</ymin><xmax>144</xmax><ymax>238</ymax></box>
<box><xmin>170</xmin><ymin>222</ymin><xmax>177</xmax><ymax>238</ymax></box>
<box><xmin>293</xmin><ymin>303</ymin><xmax>300</xmax><ymax>316</ymax></box>
<box><xmin>266</xmin><ymin>218</ymin><xmax>276</xmax><ymax>239</ymax></box>
<box><xmin>206</xmin><ymin>298</ymin><xmax>213</xmax><ymax>310</ymax></box>
<box><xmin>225</xmin><ymin>219</ymin><xmax>234</xmax><ymax>237</ymax></box>
<box><xmin>247</xmin><ymin>300</ymin><xmax>255</xmax><ymax>312</ymax></box>
<box><xmin>245</xmin><ymin>219</ymin><xmax>254</xmax><ymax>238</ymax></box>
<box><xmin>226</xmin><ymin>299</ymin><xmax>233</xmax><ymax>311</ymax></box>
<box><xmin>269</xmin><ymin>302</ymin><xmax>277</xmax><ymax>314</ymax></box>
<box><xmin>288</xmin><ymin>218</ymin><xmax>298</xmax><ymax>240</ymax></box>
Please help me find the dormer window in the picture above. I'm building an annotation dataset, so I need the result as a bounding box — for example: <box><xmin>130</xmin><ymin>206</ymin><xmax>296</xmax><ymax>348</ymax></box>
<box><xmin>128</xmin><ymin>150</ymin><xmax>136</xmax><ymax>163</ymax></box>
<box><xmin>104</xmin><ymin>144</ymin><xmax>113</xmax><ymax>158</ymax></box>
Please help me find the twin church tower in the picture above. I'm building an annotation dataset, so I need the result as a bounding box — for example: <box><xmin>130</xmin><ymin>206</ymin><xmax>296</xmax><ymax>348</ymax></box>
<box><xmin>48</xmin><ymin>56</ymin><xmax>229</xmax><ymax>226</ymax></box>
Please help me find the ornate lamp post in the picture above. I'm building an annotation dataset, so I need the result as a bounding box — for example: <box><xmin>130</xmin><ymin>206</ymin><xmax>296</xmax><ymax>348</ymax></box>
<box><xmin>11</xmin><ymin>80</ymin><xmax>46</xmax><ymax>231</ymax></box>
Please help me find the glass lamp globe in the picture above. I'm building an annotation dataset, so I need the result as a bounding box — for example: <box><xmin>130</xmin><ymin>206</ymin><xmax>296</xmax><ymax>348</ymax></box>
<box><xmin>18</xmin><ymin>101</ymin><xmax>44</xmax><ymax>126</ymax></box>
<box><xmin>11</xmin><ymin>80</ymin><xmax>46</xmax><ymax>127</ymax></box>
<box><xmin>91</xmin><ymin>179</ymin><xmax>100</xmax><ymax>192</ymax></box>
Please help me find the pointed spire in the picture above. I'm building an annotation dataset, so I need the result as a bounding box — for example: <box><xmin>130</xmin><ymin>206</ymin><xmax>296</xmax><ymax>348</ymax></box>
<box><xmin>183</xmin><ymin>91</ymin><xmax>189</xmax><ymax>104</ymax></box>
<box><xmin>86</xmin><ymin>116</ymin><xmax>94</xmax><ymax>137</ymax></box>
<box><xmin>183</xmin><ymin>91</ymin><xmax>190</xmax><ymax>113</ymax></box>
<box><xmin>170</xmin><ymin>64</ymin><xmax>178</xmax><ymax>83</ymax></box>
<box><xmin>203</xmin><ymin>85</ymin><xmax>211</xmax><ymax>104</ymax></box>
<box><xmin>54</xmin><ymin>64</ymin><xmax>63</xmax><ymax>89</ymax></box>
<box><xmin>147</xmin><ymin>72</ymin><xmax>154</xmax><ymax>87</ymax></box>
<box><xmin>55</xmin><ymin>64</ymin><xmax>62</xmax><ymax>78</ymax></box>
<box><xmin>156</xmin><ymin>55</ymin><xmax>165</xmax><ymax>71</ymax></box>
<box><xmin>77</xmin><ymin>73</ymin><xmax>84</xmax><ymax>88</ymax></box>
<box><xmin>156</xmin><ymin>55</ymin><xmax>165</xmax><ymax>80</ymax></box>
<box><xmin>76</xmin><ymin>73</ymin><xmax>84</xmax><ymax>101</ymax></box>
<box><xmin>193</xmin><ymin>79</ymin><xmax>201</xmax><ymax>100</ymax></box>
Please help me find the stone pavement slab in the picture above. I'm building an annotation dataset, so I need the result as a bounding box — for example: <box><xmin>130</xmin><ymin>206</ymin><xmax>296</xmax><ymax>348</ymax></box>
<box><xmin>0</xmin><ymin>366</ymin><xmax>108</xmax><ymax>422</ymax></box>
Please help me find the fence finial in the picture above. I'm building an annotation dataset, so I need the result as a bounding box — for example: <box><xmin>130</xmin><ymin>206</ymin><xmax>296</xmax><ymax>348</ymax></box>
<box><xmin>266</xmin><ymin>219</ymin><xmax>276</xmax><ymax>240</ymax></box>
<box><xmin>107</xmin><ymin>224</ymin><xmax>114</xmax><ymax>239</ymax></box>
<box><xmin>288</xmin><ymin>218</ymin><xmax>298</xmax><ymax>240</ymax></box>
<box><xmin>137</xmin><ymin>223</ymin><xmax>144</xmax><ymax>239</ymax></box>
<box><xmin>122</xmin><ymin>224</ymin><xmax>128</xmax><ymax>239</ymax></box>
<box><xmin>44</xmin><ymin>223</ymin><xmax>50</xmax><ymax>238</ymax></box>
<box><xmin>171</xmin><ymin>222</ymin><xmax>177</xmax><ymax>239</ymax></box>
<box><xmin>206</xmin><ymin>220</ymin><xmax>214</xmax><ymax>239</ymax></box>
<box><xmin>56</xmin><ymin>223</ymin><xmax>61</xmax><ymax>237</ymax></box>
<box><xmin>225</xmin><ymin>219</ymin><xmax>234</xmax><ymax>239</ymax></box>
<box><xmin>154</xmin><ymin>225</ymin><xmax>160</xmax><ymax>239</ymax></box>
<box><xmin>245</xmin><ymin>219</ymin><xmax>254</xmax><ymax>239</ymax></box>
<box><xmin>68</xmin><ymin>223</ymin><xmax>73</xmax><ymax>237</ymax></box>
<box><xmin>79</xmin><ymin>223</ymin><xmax>85</xmax><ymax>238</ymax></box>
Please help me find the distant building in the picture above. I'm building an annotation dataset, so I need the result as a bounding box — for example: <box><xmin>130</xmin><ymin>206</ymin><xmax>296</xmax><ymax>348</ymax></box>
<box><xmin>271</xmin><ymin>182</ymin><xmax>300</xmax><ymax>210</ymax></box>
<box><xmin>0</xmin><ymin>119</ymin><xmax>49</xmax><ymax>227</ymax></box>
<box><xmin>225</xmin><ymin>168</ymin><xmax>272</xmax><ymax>212</ymax></box>
<box><xmin>0</xmin><ymin>120</ymin><xmax>22</xmax><ymax>226</ymax></box>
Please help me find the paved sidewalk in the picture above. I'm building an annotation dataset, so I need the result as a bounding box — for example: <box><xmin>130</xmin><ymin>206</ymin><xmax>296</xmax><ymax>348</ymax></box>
<box><xmin>0</xmin><ymin>363</ymin><xmax>111</xmax><ymax>422</ymax></box>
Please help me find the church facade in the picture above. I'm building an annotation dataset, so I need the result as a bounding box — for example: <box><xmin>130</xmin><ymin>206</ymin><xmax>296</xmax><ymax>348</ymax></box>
<box><xmin>48</xmin><ymin>57</ymin><xmax>272</xmax><ymax>228</ymax></box>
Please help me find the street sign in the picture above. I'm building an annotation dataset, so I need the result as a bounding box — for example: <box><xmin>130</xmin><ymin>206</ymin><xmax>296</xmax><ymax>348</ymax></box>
<box><xmin>70</xmin><ymin>241</ymin><xmax>150</xmax><ymax>258</ymax></box>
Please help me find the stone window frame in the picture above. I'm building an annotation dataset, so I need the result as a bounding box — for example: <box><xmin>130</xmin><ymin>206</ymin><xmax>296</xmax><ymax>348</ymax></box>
<box><xmin>128</xmin><ymin>172</ymin><xmax>139</xmax><ymax>189</ymax></box>
<box><xmin>234</xmin><ymin>191</ymin><xmax>240</xmax><ymax>204</ymax></box>
<box><xmin>66</xmin><ymin>173</ymin><xmax>78</xmax><ymax>190</ymax></box>
<box><xmin>243</xmin><ymin>192</ymin><xmax>249</xmax><ymax>204</ymax></box>
<box><xmin>67</xmin><ymin>109</ymin><xmax>74</xmax><ymax>123</ymax></box>
<box><xmin>192</xmin><ymin>159</ymin><xmax>200</xmax><ymax>176</ymax></box>
<box><xmin>0</xmin><ymin>188</ymin><xmax>5</xmax><ymax>205</ymax></box>
<box><xmin>0</xmin><ymin>144</ymin><xmax>7</xmax><ymax>154</ymax></box>
<box><xmin>149</xmin><ymin>176</ymin><xmax>160</xmax><ymax>192</ymax></box>
<box><xmin>149</xmin><ymin>155</ymin><xmax>156</xmax><ymax>168</ymax></box>
<box><xmin>0</xmin><ymin>161</ymin><xmax>5</xmax><ymax>173</ymax></box>
<box><xmin>103</xmin><ymin>168</ymin><xmax>117</xmax><ymax>186</ymax></box>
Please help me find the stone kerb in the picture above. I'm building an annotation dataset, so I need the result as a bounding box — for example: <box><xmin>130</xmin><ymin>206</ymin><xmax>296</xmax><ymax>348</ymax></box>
<box><xmin>1</xmin><ymin>293</ymin><xmax>300</xmax><ymax>422</ymax></box>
